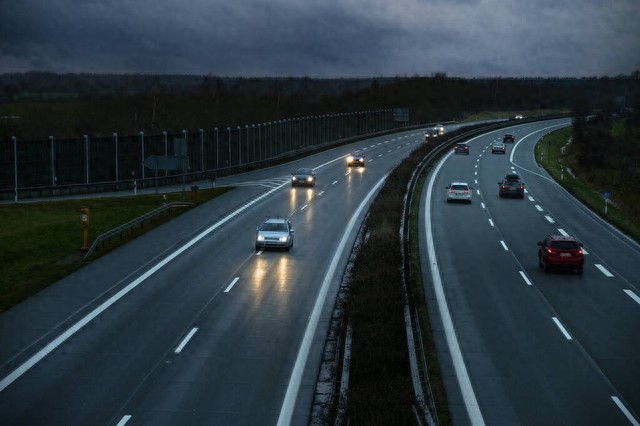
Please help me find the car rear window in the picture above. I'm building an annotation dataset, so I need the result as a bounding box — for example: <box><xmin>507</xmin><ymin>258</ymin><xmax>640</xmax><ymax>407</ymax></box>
<box><xmin>550</xmin><ymin>241</ymin><xmax>580</xmax><ymax>249</ymax></box>
<box><xmin>451</xmin><ymin>184</ymin><xmax>469</xmax><ymax>190</ymax></box>
<box><xmin>261</xmin><ymin>223</ymin><xmax>287</xmax><ymax>232</ymax></box>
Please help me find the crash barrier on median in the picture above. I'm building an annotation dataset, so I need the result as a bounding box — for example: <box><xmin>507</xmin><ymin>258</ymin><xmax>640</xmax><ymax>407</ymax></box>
<box><xmin>82</xmin><ymin>201</ymin><xmax>192</xmax><ymax>261</ymax></box>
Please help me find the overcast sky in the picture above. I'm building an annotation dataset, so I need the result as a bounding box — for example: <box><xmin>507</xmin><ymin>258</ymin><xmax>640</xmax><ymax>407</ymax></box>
<box><xmin>1</xmin><ymin>0</ymin><xmax>638</xmax><ymax>78</ymax></box>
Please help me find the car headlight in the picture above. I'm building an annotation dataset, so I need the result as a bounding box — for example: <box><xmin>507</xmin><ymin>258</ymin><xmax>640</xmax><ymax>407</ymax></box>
<box><xmin>292</xmin><ymin>177</ymin><xmax>297</xmax><ymax>181</ymax></box>
<box><xmin>347</xmin><ymin>156</ymin><xmax>354</xmax><ymax>163</ymax></box>
<box><xmin>307</xmin><ymin>176</ymin><xmax>313</xmax><ymax>182</ymax></box>
<box><xmin>278</xmin><ymin>236</ymin><xmax>288</xmax><ymax>242</ymax></box>
<box><xmin>257</xmin><ymin>235</ymin><xmax>265</xmax><ymax>241</ymax></box>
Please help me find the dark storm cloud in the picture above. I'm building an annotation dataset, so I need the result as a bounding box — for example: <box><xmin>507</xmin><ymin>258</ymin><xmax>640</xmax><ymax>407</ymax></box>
<box><xmin>0</xmin><ymin>0</ymin><xmax>638</xmax><ymax>77</ymax></box>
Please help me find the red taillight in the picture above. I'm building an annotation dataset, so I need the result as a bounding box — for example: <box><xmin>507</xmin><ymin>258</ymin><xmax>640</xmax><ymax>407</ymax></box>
<box><xmin>448</xmin><ymin>189</ymin><xmax>455</xmax><ymax>193</ymax></box>
<box><xmin>464</xmin><ymin>190</ymin><xmax>470</xmax><ymax>194</ymax></box>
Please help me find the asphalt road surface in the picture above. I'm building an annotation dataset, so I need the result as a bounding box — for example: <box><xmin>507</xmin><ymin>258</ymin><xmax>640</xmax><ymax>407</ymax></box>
<box><xmin>420</xmin><ymin>119</ymin><xmax>640</xmax><ymax>425</ymax></box>
<box><xmin>0</xmin><ymin>129</ymin><xmax>425</xmax><ymax>425</ymax></box>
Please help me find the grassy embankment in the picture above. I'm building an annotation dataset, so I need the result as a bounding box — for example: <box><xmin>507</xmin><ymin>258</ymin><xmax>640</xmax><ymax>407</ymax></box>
<box><xmin>535</xmin><ymin>127</ymin><xmax>640</xmax><ymax>243</ymax></box>
<box><xmin>0</xmin><ymin>188</ymin><xmax>230</xmax><ymax>312</ymax></box>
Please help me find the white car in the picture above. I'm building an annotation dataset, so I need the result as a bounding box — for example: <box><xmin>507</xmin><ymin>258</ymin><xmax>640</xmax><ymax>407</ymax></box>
<box><xmin>446</xmin><ymin>181</ymin><xmax>472</xmax><ymax>203</ymax></box>
<box><xmin>255</xmin><ymin>217</ymin><xmax>294</xmax><ymax>251</ymax></box>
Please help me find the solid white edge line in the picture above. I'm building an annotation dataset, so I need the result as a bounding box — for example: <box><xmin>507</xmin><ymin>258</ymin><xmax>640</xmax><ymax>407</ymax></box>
<box><xmin>519</xmin><ymin>271</ymin><xmax>533</xmax><ymax>286</ymax></box>
<box><xmin>174</xmin><ymin>327</ymin><xmax>199</xmax><ymax>354</ymax></box>
<box><xmin>277</xmin><ymin>174</ymin><xmax>388</xmax><ymax>426</ymax></box>
<box><xmin>623</xmin><ymin>289</ymin><xmax>640</xmax><ymax>306</ymax></box>
<box><xmin>552</xmin><ymin>317</ymin><xmax>572</xmax><ymax>341</ymax></box>
<box><xmin>500</xmin><ymin>240</ymin><xmax>509</xmax><ymax>251</ymax></box>
<box><xmin>0</xmin><ymin>180</ymin><xmax>289</xmax><ymax>393</ymax></box>
<box><xmin>424</xmin><ymin>151</ymin><xmax>486</xmax><ymax>426</ymax></box>
<box><xmin>224</xmin><ymin>277</ymin><xmax>240</xmax><ymax>293</ymax></box>
<box><xmin>611</xmin><ymin>396</ymin><xmax>640</xmax><ymax>426</ymax></box>
<box><xmin>595</xmin><ymin>264</ymin><xmax>614</xmax><ymax>277</ymax></box>
<box><xmin>116</xmin><ymin>415</ymin><xmax>132</xmax><ymax>426</ymax></box>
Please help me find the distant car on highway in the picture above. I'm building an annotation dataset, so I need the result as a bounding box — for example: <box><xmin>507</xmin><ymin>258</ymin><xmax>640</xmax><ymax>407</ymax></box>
<box><xmin>537</xmin><ymin>235</ymin><xmax>584</xmax><ymax>274</ymax></box>
<box><xmin>434</xmin><ymin>124</ymin><xmax>446</xmax><ymax>135</ymax></box>
<box><xmin>491</xmin><ymin>141</ymin><xmax>506</xmax><ymax>154</ymax></box>
<box><xmin>291</xmin><ymin>167</ymin><xmax>316</xmax><ymax>187</ymax></box>
<box><xmin>515</xmin><ymin>114</ymin><xmax>524</xmax><ymax>120</ymax></box>
<box><xmin>503</xmin><ymin>133</ymin><xmax>516</xmax><ymax>143</ymax></box>
<box><xmin>347</xmin><ymin>150</ymin><xmax>366</xmax><ymax>167</ymax></box>
<box><xmin>255</xmin><ymin>217</ymin><xmax>294</xmax><ymax>251</ymax></box>
<box><xmin>454</xmin><ymin>143</ymin><xmax>470</xmax><ymax>155</ymax></box>
<box><xmin>424</xmin><ymin>128</ymin><xmax>439</xmax><ymax>140</ymax></box>
<box><xmin>498</xmin><ymin>173</ymin><xmax>525</xmax><ymax>198</ymax></box>
<box><xmin>446</xmin><ymin>181</ymin><xmax>472</xmax><ymax>203</ymax></box>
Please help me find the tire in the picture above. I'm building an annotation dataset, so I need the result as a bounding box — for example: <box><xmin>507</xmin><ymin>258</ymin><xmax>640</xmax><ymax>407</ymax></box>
<box><xmin>538</xmin><ymin>254</ymin><xmax>543</xmax><ymax>269</ymax></box>
<box><xmin>542</xmin><ymin>259</ymin><xmax>549</xmax><ymax>272</ymax></box>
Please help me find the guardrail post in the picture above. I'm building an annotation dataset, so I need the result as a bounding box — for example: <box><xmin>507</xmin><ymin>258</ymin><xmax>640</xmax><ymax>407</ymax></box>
<box><xmin>84</xmin><ymin>135</ymin><xmax>89</xmax><ymax>184</ymax></box>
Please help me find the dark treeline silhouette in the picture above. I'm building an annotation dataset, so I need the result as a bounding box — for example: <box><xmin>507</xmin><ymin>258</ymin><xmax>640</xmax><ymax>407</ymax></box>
<box><xmin>1</xmin><ymin>71</ymin><xmax>639</xmax><ymax>141</ymax></box>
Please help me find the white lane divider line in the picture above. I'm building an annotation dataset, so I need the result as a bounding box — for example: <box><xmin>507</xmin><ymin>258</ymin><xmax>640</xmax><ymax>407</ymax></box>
<box><xmin>611</xmin><ymin>396</ymin><xmax>640</xmax><ymax>426</ymax></box>
<box><xmin>474</xmin><ymin>171</ymin><xmax>478</xmax><ymax>176</ymax></box>
<box><xmin>595</xmin><ymin>264</ymin><xmax>614</xmax><ymax>277</ymax></box>
<box><xmin>344</xmin><ymin>172</ymin><xmax>350</xmax><ymax>176</ymax></box>
<box><xmin>500</xmin><ymin>240</ymin><xmax>509</xmax><ymax>251</ymax></box>
<box><xmin>301</xmin><ymin>204</ymin><xmax>308</xmax><ymax>211</ymax></box>
<box><xmin>535</xmin><ymin>205</ymin><xmax>543</xmax><ymax>211</ymax></box>
<box><xmin>582</xmin><ymin>247</ymin><xmax>589</xmax><ymax>255</ymax></box>
<box><xmin>557</xmin><ymin>228</ymin><xmax>569</xmax><ymax>236</ymax></box>
<box><xmin>174</xmin><ymin>327</ymin><xmax>199</xmax><ymax>354</ymax></box>
<box><xmin>545</xmin><ymin>215</ymin><xmax>555</xmax><ymax>224</ymax></box>
<box><xmin>277</xmin><ymin>174</ymin><xmax>388</xmax><ymax>426</ymax></box>
<box><xmin>552</xmin><ymin>317</ymin><xmax>572</xmax><ymax>341</ymax></box>
<box><xmin>624</xmin><ymin>290</ymin><xmax>640</xmax><ymax>306</ymax></box>
<box><xmin>476</xmin><ymin>189</ymin><xmax>481</xmax><ymax>195</ymax></box>
<box><xmin>488</xmin><ymin>219</ymin><xmax>494</xmax><ymax>227</ymax></box>
<box><xmin>318</xmin><ymin>191</ymin><xmax>325</xmax><ymax>196</ymax></box>
<box><xmin>116</xmin><ymin>415</ymin><xmax>132</xmax><ymax>426</ymax></box>
<box><xmin>378</xmin><ymin>154</ymin><xmax>383</xmax><ymax>157</ymax></box>
<box><xmin>475</xmin><ymin>179</ymin><xmax>478</xmax><ymax>185</ymax></box>
<box><xmin>528</xmin><ymin>196</ymin><xmax>535</xmax><ymax>202</ymax></box>
<box><xmin>519</xmin><ymin>271</ymin><xmax>533</xmax><ymax>286</ymax></box>
<box><xmin>256</xmin><ymin>249</ymin><xmax>264</xmax><ymax>256</ymax></box>
<box><xmin>224</xmin><ymin>277</ymin><xmax>240</xmax><ymax>293</ymax></box>
<box><xmin>480</xmin><ymin>202</ymin><xmax>486</xmax><ymax>209</ymax></box>
<box><xmin>332</xmin><ymin>180</ymin><xmax>338</xmax><ymax>185</ymax></box>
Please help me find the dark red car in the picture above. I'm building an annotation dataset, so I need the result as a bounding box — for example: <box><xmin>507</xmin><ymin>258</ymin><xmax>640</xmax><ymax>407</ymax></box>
<box><xmin>454</xmin><ymin>143</ymin><xmax>470</xmax><ymax>154</ymax></box>
<box><xmin>537</xmin><ymin>235</ymin><xmax>584</xmax><ymax>274</ymax></box>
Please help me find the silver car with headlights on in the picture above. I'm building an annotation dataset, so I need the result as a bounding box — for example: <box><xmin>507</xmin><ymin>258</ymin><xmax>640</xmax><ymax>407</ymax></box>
<box><xmin>255</xmin><ymin>217</ymin><xmax>295</xmax><ymax>251</ymax></box>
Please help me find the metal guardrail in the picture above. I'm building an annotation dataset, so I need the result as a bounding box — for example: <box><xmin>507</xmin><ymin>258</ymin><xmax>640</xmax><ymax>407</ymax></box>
<box><xmin>82</xmin><ymin>201</ymin><xmax>192</xmax><ymax>260</ymax></box>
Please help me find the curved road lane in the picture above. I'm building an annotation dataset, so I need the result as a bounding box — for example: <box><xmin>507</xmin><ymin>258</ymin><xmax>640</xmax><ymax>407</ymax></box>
<box><xmin>420</xmin><ymin>119</ymin><xmax>640</xmax><ymax>425</ymax></box>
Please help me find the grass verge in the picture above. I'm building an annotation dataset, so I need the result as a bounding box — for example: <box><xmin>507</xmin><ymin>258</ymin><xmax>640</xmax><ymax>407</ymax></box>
<box><xmin>0</xmin><ymin>187</ymin><xmax>231</xmax><ymax>312</ymax></box>
<box><xmin>535</xmin><ymin>128</ymin><xmax>640</xmax><ymax>243</ymax></box>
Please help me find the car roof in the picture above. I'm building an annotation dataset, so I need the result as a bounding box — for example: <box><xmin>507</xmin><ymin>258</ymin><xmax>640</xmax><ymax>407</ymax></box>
<box><xmin>504</xmin><ymin>173</ymin><xmax>520</xmax><ymax>178</ymax></box>
<box><xmin>263</xmin><ymin>217</ymin><xmax>288</xmax><ymax>224</ymax></box>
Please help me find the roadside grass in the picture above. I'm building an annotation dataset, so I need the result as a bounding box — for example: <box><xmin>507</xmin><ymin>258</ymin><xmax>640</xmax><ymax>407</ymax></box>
<box><xmin>0</xmin><ymin>187</ymin><xmax>230</xmax><ymax>312</ymax></box>
<box><xmin>535</xmin><ymin>128</ymin><xmax>640</xmax><ymax>243</ymax></box>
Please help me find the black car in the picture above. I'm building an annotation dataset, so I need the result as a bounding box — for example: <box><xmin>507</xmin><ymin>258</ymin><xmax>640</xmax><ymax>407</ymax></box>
<box><xmin>454</xmin><ymin>143</ymin><xmax>470</xmax><ymax>155</ymax></box>
<box><xmin>503</xmin><ymin>134</ymin><xmax>515</xmax><ymax>143</ymax></box>
<box><xmin>498</xmin><ymin>173</ymin><xmax>525</xmax><ymax>198</ymax></box>
<box><xmin>291</xmin><ymin>167</ymin><xmax>316</xmax><ymax>187</ymax></box>
<box><xmin>347</xmin><ymin>151</ymin><xmax>366</xmax><ymax>167</ymax></box>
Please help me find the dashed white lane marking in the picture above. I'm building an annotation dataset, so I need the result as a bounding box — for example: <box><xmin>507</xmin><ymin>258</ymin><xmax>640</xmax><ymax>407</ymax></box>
<box><xmin>476</xmin><ymin>189</ymin><xmax>480</xmax><ymax>195</ymax></box>
<box><xmin>224</xmin><ymin>277</ymin><xmax>240</xmax><ymax>293</ymax></box>
<box><xmin>500</xmin><ymin>240</ymin><xmax>509</xmax><ymax>251</ymax></box>
<box><xmin>545</xmin><ymin>215</ymin><xmax>555</xmax><ymax>224</ymax></box>
<box><xmin>624</xmin><ymin>289</ymin><xmax>640</xmax><ymax>306</ymax></box>
<box><xmin>378</xmin><ymin>154</ymin><xmax>383</xmax><ymax>157</ymax></box>
<box><xmin>301</xmin><ymin>204</ymin><xmax>308</xmax><ymax>211</ymax></box>
<box><xmin>528</xmin><ymin>196</ymin><xmax>535</xmax><ymax>202</ymax></box>
<box><xmin>332</xmin><ymin>180</ymin><xmax>338</xmax><ymax>185</ymax></box>
<box><xmin>474</xmin><ymin>171</ymin><xmax>478</xmax><ymax>176</ymax></box>
<box><xmin>552</xmin><ymin>317</ymin><xmax>573</xmax><ymax>341</ymax></box>
<box><xmin>480</xmin><ymin>202</ymin><xmax>486</xmax><ymax>209</ymax></box>
<box><xmin>318</xmin><ymin>191</ymin><xmax>325</xmax><ymax>196</ymax></box>
<box><xmin>535</xmin><ymin>205</ymin><xmax>543</xmax><ymax>211</ymax></box>
<box><xmin>557</xmin><ymin>228</ymin><xmax>569</xmax><ymax>236</ymax></box>
<box><xmin>519</xmin><ymin>271</ymin><xmax>533</xmax><ymax>286</ymax></box>
<box><xmin>344</xmin><ymin>172</ymin><xmax>350</xmax><ymax>176</ymax></box>
<box><xmin>595</xmin><ymin>264</ymin><xmax>614</xmax><ymax>277</ymax></box>
<box><xmin>116</xmin><ymin>415</ymin><xmax>132</xmax><ymax>426</ymax></box>
<box><xmin>175</xmin><ymin>327</ymin><xmax>199</xmax><ymax>354</ymax></box>
<box><xmin>475</xmin><ymin>179</ymin><xmax>478</xmax><ymax>184</ymax></box>
<box><xmin>488</xmin><ymin>219</ymin><xmax>494</xmax><ymax>227</ymax></box>
<box><xmin>256</xmin><ymin>249</ymin><xmax>264</xmax><ymax>255</ymax></box>
<box><xmin>582</xmin><ymin>247</ymin><xmax>589</xmax><ymax>255</ymax></box>
<box><xmin>611</xmin><ymin>396</ymin><xmax>640</xmax><ymax>426</ymax></box>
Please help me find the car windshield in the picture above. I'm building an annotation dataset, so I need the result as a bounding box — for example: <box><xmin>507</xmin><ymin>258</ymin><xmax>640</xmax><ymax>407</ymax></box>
<box><xmin>505</xmin><ymin>175</ymin><xmax>520</xmax><ymax>181</ymax></box>
<box><xmin>550</xmin><ymin>241</ymin><xmax>580</xmax><ymax>249</ymax></box>
<box><xmin>260</xmin><ymin>222</ymin><xmax>288</xmax><ymax>232</ymax></box>
<box><xmin>294</xmin><ymin>168</ymin><xmax>311</xmax><ymax>174</ymax></box>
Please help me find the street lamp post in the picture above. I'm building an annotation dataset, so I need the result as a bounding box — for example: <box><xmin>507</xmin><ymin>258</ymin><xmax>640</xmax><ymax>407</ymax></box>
<box><xmin>49</xmin><ymin>136</ymin><xmax>56</xmax><ymax>186</ymax></box>
<box><xmin>140</xmin><ymin>132</ymin><xmax>145</xmax><ymax>180</ymax></box>
<box><xmin>84</xmin><ymin>134</ymin><xmax>90</xmax><ymax>184</ymax></box>
<box><xmin>113</xmin><ymin>133</ymin><xmax>118</xmax><ymax>182</ymax></box>
<box><xmin>12</xmin><ymin>136</ymin><xmax>17</xmax><ymax>202</ymax></box>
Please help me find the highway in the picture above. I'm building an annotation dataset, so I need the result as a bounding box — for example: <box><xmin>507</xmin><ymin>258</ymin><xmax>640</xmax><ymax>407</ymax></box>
<box><xmin>0</xmin><ymin>129</ymin><xmax>424</xmax><ymax>425</ymax></box>
<box><xmin>420</xmin><ymin>119</ymin><xmax>640</xmax><ymax>425</ymax></box>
